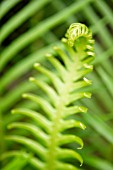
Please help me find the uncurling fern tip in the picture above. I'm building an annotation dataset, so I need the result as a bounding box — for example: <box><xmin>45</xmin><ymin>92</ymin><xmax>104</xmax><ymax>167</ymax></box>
<box><xmin>2</xmin><ymin>23</ymin><xmax>95</xmax><ymax>170</ymax></box>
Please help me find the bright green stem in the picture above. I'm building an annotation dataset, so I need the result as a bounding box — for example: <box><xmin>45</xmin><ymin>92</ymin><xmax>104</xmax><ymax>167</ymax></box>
<box><xmin>46</xmin><ymin>59</ymin><xmax>83</xmax><ymax>169</ymax></box>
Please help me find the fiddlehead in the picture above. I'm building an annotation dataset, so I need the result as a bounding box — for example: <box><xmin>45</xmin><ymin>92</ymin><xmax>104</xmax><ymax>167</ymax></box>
<box><xmin>1</xmin><ymin>23</ymin><xmax>95</xmax><ymax>170</ymax></box>
<box><xmin>65</xmin><ymin>23</ymin><xmax>95</xmax><ymax>67</ymax></box>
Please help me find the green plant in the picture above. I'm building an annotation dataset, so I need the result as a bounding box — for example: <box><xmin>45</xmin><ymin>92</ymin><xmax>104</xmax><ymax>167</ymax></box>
<box><xmin>0</xmin><ymin>0</ymin><xmax>113</xmax><ymax>170</ymax></box>
<box><xmin>1</xmin><ymin>23</ymin><xmax>95</xmax><ymax>170</ymax></box>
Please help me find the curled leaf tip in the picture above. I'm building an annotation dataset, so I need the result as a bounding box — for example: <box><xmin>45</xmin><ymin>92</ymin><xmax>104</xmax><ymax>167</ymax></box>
<box><xmin>22</xmin><ymin>93</ymin><xmax>28</xmax><ymax>98</ymax></box>
<box><xmin>84</xmin><ymin>92</ymin><xmax>92</xmax><ymax>98</ymax></box>
<box><xmin>29</xmin><ymin>77</ymin><xmax>35</xmax><ymax>81</ymax></box>
<box><xmin>61</xmin><ymin>37</ymin><xmax>67</xmax><ymax>43</ymax></box>
<box><xmin>80</xmin><ymin>123</ymin><xmax>86</xmax><ymax>130</ymax></box>
<box><xmin>83</xmin><ymin>63</ymin><xmax>93</xmax><ymax>70</ymax></box>
<box><xmin>34</xmin><ymin>63</ymin><xmax>40</xmax><ymax>67</ymax></box>
<box><xmin>11</xmin><ymin>109</ymin><xmax>16</xmax><ymax>114</ymax></box>
<box><xmin>79</xmin><ymin>106</ymin><xmax>88</xmax><ymax>113</ymax></box>
<box><xmin>53</xmin><ymin>46</ymin><xmax>59</xmax><ymax>50</ymax></box>
<box><xmin>46</xmin><ymin>53</ymin><xmax>52</xmax><ymax>57</ymax></box>
<box><xmin>83</xmin><ymin>77</ymin><xmax>92</xmax><ymax>85</ymax></box>
<box><xmin>65</xmin><ymin>23</ymin><xmax>91</xmax><ymax>47</ymax></box>
<box><xmin>80</xmin><ymin>162</ymin><xmax>83</xmax><ymax>167</ymax></box>
<box><xmin>87</xmin><ymin>51</ymin><xmax>95</xmax><ymax>57</ymax></box>
<box><xmin>77</xmin><ymin>143</ymin><xmax>83</xmax><ymax>150</ymax></box>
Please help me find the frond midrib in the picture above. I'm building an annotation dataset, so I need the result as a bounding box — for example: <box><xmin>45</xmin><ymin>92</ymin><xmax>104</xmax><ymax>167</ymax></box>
<box><xmin>46</xmin><ymin>60</ymin><xmax>76</xmax><ymax>169</ymax></box>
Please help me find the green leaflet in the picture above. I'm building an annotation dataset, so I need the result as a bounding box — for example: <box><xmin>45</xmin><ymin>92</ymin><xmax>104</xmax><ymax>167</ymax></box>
<box><xmin>1</xmin><ymin>151</ymin><xmax>44</xmax><ymax>170</ymax></box>
<box><xmin>3</xmin><ymin>23</ymin><xmax>95</xmax><ymax>170</ymax></box>
<box><xmin>1</xmin><ymin>154</ymin><xmax>30</xmax><ymax>170</ymax></box>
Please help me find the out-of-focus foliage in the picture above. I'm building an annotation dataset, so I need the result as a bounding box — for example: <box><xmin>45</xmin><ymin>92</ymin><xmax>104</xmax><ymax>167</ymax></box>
<box><xmin>0</xmin><ymin>0</ymin><xmax>113</xmax><ymax>170</ymax></box>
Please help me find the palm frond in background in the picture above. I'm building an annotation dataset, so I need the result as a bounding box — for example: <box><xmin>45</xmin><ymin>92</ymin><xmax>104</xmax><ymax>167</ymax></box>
<box><xmin>0</xmin><ymin>0</ymin><xmax>113</xmax><ymax>170</ymax></box>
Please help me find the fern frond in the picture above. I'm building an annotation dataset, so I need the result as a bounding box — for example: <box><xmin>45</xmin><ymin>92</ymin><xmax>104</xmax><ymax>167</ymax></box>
<box><xmin>3</xmin><ymin>23</ymin><xmax>95</xmax><ymax>170</ymax></box>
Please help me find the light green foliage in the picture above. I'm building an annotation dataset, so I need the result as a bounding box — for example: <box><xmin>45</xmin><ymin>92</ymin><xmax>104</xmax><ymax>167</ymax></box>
<box><xmin>0</xmin><ymin>0</ymin><xmax>113</xmax><ymax>170</ymax></box>
<box><xmin>1</xmin><ymin>23</ymin><xmax>94</xmax><ymax>170</ymax></box>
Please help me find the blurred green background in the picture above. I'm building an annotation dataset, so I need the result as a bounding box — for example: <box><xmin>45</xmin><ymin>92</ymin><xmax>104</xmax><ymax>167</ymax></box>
<box><xmin>0</xmin><ymin>0</ymin><xmax>113</xmax><ymax>170</ymax></box>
